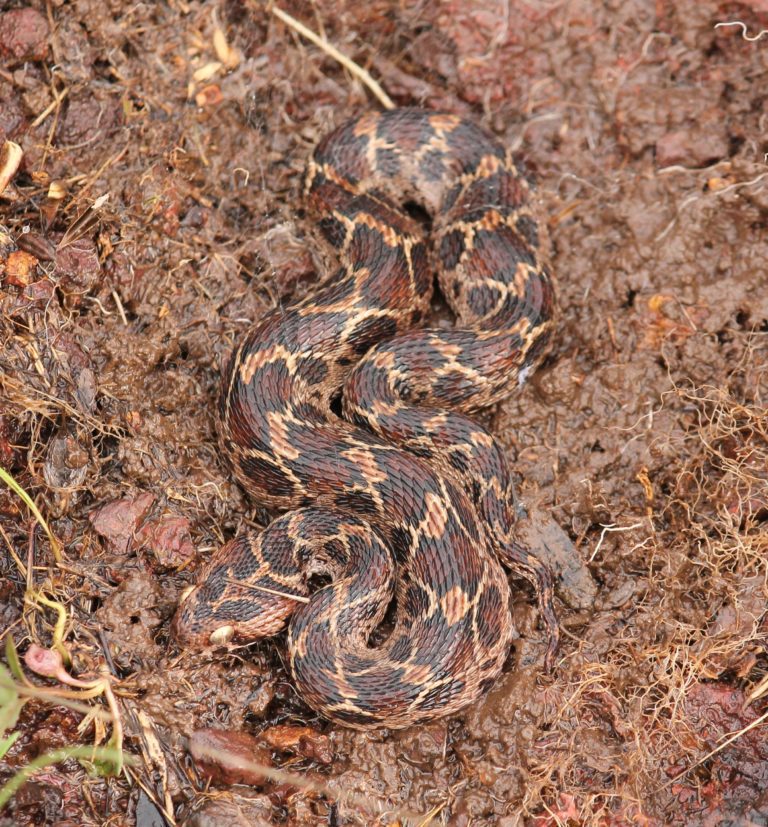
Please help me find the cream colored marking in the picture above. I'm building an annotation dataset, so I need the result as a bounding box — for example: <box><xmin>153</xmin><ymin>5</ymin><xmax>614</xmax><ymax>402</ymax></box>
<box><xmin>440</xmin><ymin>154</ymin><xmax>511</xmax><ymax>219</ymax></box>
<box><xmin>327</xmin><ymin>700</ymin><xmax>376</xmax><ymax>718</ymax></box>
<box><xmin>440</xmin><ymin>585</ymin><xmax>471</xmax><ymax>626</ymax></box>
<box><xmin>428</xmin><ymin>113</ymin><xmax>460</xmax><ymax>133</ymax></box>
<box><xmin>332</xmin><ymin>668</ymin><xmax>360</xmax><ymax>701</ymax></box>
<box><xmin>513</xmin><ymin>313</ymin><xmax>533</xmax><ymax>339</ymax></box>
<box><xmin>352</xmin><ymin>112</ymin><xmax>380</xmax><ymax>138</ymax></box>
<box><xmin>454</xmin><ymin>154</ymin><xmax>505</xmax><ymax>192</ymax></box>
<box><xmin>420</xmin><ymin>491</ymin><xmax>449</xmax><ymax>540</ymax></box>
<box><xmin>370</xmin><ymin>397</ymin><xmax>402</xmax><ymax>418</ymax></box>
<box><xmin>403</xmin><ymin>663</ymin><xmax>433</xmax><ymax>685</ymax></box>
<box><xmin>502</xmin><ymin>207</ymin><xmax>534</xmax><ymax>232</ymax></box>
<box><xmin>431</xmin><ymin>336</ymin><xmax>463</xmax><ymax>359</ymax></box>
<box><xmin>304</xmin><ymin>159</ymin><xmax>322</xmax><ymax>195</ymax></box>
<box><xmin>371</xmin><ymin>349</ymin><xmax>396</xmax><ymax>370</ymax></box>
<box><xmin>473</xmin><ymin>313</ymin><xmax>531</xmax><ymax>343</ymax></box>
<box><xmin>424</xmin><ymin>411</ymin><xmax>449</xmax><ymax>431</ymax></box>
<box><xmin>479</xmin><ymin>209</ymin><xmax>504</xmax><ymax>232</ymax></box>
<box><xmin>474</xmin><ymin>153</ymin><xmax>503</xmax><ymax>179</ymax></box>
<box><xmin>239</xmin><ymin>349</ymin><xmax>265</xmax><ymax>386</ymax></box>
<box><xmin>470</xmin><ymin>430</ymin><xmax>494</xmax><ymax>448</ymax></box>
<box><xmin>462</xmin><ymin>274</ymin><xmax>508</xmax><ymax>291</ymax></box>
<box><xmin>362</xmin><ymin>132</ymin><xmax>387</xmax><ymax>179</ymax></box>
<box><xmin>239</xmin><ymin>445</ymin><xmax>303</xmax><ymax>495</ymax></box>
<box><xmin>437</xmin><ymin>347</ymin><xmax>484</xmax><ymax>387</ymax></box>
<box><xmin>320</xmin><ymin>161</ymin><xmax>355</xmax><ymax>189</ymax></box>
<box><xmin>409</xmin><ymin>675</ymin><xmax>454</xmax><ymax>712</ymax></box>
<box><xmin>488</xmin><ymin>476</ymin><xmax>505</xmax><ymax>498</ymax></box>
<box><xmin>239</xmin><ymin>343</ymin><xmax>295</xmax><ymax>386</ymax></box>
<box><xmin>414</xmin><ymin>129</ymin><xmax>450</xmax><ymax>162</ymax></box>
<box><xmin>469</xmin><ymin>580</ymin><xmax>483</xmax><ymax>644</ymax></box>
<box><xmin>267</xmin><ymin>411</ymin><xmax>301</xmax><ymax>461</ymax></box>
<box><xmin>338</xmin><ymin>307</ymin><xmax>395</xmax><ymax>341</ymax></box>
<box><xmin>414</xmin><ymin>576</ymin><xmax>441</xmax><ymax>620</ymax></box>
<box><xmin>354</xmin><ymin>211</ymin><xmax>403</xmax><ymax>247</ymax></box>
<box><xmin>340</xmin><ymin>445</ymin><xmax>387</xmax><ymax>485</ymax></box>
<box><xmin>263</xmin><ymin>566</ymin><xmax>306</xmax><ymax>593</ymax></box>
<box><xmin>292</xmin><ymin>625</ymin><xmax>309</xmax><ymax>660</ymax></box>
<box><xmin>513</xmin><ymin>261</ymin><xmax>534</xmax><ymax>297</ymax></box>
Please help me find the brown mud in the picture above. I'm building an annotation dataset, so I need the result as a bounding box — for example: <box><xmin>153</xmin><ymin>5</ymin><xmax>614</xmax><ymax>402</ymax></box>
<box><xmin>1</xmin><ymin>1</ymin><xmax>767</xmax><ymax>825</ymax></box>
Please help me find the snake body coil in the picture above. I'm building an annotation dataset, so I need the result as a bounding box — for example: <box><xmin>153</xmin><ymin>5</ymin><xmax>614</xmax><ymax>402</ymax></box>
<box><xmin>172</xmin><ymin>109</ymin><xmax>558</xmax><ymax>729</ymax></box>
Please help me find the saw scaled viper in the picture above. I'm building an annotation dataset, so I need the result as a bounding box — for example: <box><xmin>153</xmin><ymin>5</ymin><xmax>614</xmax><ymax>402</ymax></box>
<box><xmin>172</xmin><ymin>108</ymin><xmax>559</xmax><ymax>730</ymax></box>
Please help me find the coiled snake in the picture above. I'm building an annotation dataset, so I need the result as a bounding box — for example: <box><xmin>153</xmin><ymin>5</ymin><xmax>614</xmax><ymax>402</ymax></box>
<box><xmin>172</xmin><ymin>109</ymin><xmax>559</xmax><ymax>729</ymax></box>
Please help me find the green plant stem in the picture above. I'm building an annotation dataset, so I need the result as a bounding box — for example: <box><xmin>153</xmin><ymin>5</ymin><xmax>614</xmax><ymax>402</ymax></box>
<box><xmin>0</xmin><ymin>745</ymin><xmax>126</xmax><ymax>808</ymax></box>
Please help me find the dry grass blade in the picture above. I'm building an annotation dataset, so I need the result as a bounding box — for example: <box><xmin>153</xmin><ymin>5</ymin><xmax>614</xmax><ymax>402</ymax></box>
<box><xmin>29</xmin><ymin>85</ymin><xmax>69</xmax><ymax>130</ymax></box>
<box><xmin>0</xmin><ymin>372</ymin><xmax>124</xmax><ymax>438</ymax></box>
<box><xmin>0</xmin><ymin>466</ymin><xmax>62</xmax><ymax>562</ymax></box>
<box><xmin>714</xmin><ymin>20</ymin><xmax>768</xmax><ymax>41</ymax></box>
<box><xmin>225</xmin><ymin>577</ymin><xmax>310</xmax><ymax>603</ymax></box>
<box><xmin>748</xmin><ymin>672</ymin><xmax>768</xmax><ymax>703</ymax></box>
<box><xmin>0</xmin><ymin>675</ymin><xmax>114</xmax><ymax>722</ymax></box>
<box><xmin>415</xmin><ymin>800</ymin><xmax>447</xmax><ymax>826</ymax></box>
<box><xmin>659</xmin><ymin>707</ymin><xmax>768</xmax><ymax>791</ymax></box>
<box><xmin>268</xmin><ymin>4</ymin><xmax>395</xmax><ymax>109</ymax></box>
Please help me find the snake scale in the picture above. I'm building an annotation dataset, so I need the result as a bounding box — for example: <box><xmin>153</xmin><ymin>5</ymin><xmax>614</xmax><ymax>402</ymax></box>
<box><xmin>172</xmin><ymin>108</ymin><xmax>559</xmax><ymax>729</ymax></box>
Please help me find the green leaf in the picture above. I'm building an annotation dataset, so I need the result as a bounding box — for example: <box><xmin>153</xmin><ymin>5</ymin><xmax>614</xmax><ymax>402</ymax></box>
<box><xmin>4</xmin><ymin>636</ymin><xmax>26</xmax><ymax>682</ymax></box>
<box><xmin>0</xmin><ymin>667</ymin><xmax>24</xmax><ymax>736</ymax></box>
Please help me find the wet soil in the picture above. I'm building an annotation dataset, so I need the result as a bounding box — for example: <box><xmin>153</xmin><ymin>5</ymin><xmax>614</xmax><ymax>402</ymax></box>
<box><xmin>1</xmin><ymin>1</ymin><xmax>768</xmax><ymax>825</ymax></box>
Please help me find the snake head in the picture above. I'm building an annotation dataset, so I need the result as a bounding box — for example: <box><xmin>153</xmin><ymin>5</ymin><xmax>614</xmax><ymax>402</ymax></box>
<box><xmin>172</xmin><ymin>577</ymin><xmax>297</xmax><ymax>647</ymax></box>
<box><xmin>170</xmin><ymin>581</ymin><xmax>233</xmax><ymax>648</ymax></box>
<box><xmin>170</xmin><ymin>535</ymin><xmax>300</xmax><ymax>648</ymax></box>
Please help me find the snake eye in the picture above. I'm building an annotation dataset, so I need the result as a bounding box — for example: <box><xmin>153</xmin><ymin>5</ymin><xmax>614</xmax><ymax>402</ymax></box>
<box><xmin>179</xmin><ymin>585</ymin><xmax>196</xmax><ymax>603</ymax></box>
<box><xmin>210</xmin><ymin>625</ymin><xmax>234</xmax><ymax>645</ymax></box>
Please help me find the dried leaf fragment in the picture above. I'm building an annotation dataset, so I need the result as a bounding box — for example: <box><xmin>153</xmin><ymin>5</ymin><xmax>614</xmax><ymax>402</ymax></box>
<box><xmin>0</xmin><ymin>141</ymin><xmax>23</xmax><ymax>196</ymax></box>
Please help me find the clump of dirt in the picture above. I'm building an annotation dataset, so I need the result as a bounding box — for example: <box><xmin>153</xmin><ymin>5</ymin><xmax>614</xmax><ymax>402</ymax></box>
<box><xmin>1</xmin><ymin>1</ymin><xmax>767</xmax><ymax>825</ymax></box>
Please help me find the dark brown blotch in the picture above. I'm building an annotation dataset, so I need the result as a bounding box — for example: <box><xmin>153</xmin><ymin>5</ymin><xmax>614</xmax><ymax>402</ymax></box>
<box><xmin>475</xmin><ymin>583</ymin><xmax>505</xmax><ymax>651</ymax></box>
<box><xmin>438</xmin><ymin>227</ymin><xmax>468</xmax><ymax>271</ymax></box>
<box><xmin>294</xmin><ymin>355</ymin><xmax>329</xmax><ymax>386</ymax></box>
<box><xmin>350</xmin><ymin>314</ymin><xmax>398</xmax><ymax>355</ymax></box>
<box><xmin>466</xmin><ymin>283</ymin><xmax>502</xmax><ymax>317</ymax></box>
<box><xmin>515</xmin><ymin>214</ymin><xmax>539</xmax><ymax>247</ymax></box>
<box><xmin>238</xmin><ymin>452</ymin><xmax>296</xmax><ymax>499</ymax></box>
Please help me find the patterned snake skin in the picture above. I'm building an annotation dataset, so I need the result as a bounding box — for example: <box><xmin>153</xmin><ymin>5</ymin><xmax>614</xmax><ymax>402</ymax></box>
<box><xmin>172</xmin><ymin>109</ymin><xmax>559</xmax><ymax>729</ymax></box>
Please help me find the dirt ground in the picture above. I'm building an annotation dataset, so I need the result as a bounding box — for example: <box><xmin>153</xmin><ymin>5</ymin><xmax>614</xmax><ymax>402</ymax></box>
<box><xmin>1</xmin><ymin>0</ymin><xmax>767</xmax><ymax>824</ymax></box>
